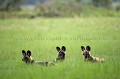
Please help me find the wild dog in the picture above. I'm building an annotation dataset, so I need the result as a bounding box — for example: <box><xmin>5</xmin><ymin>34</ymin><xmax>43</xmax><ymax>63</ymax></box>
<box><xmin>22</xmin><ymin>50</ymin><xmax>55</xmax><ymax>66</ymax></box>
<box><xmin>54</xmin><ymin>46</ymin><xmax>66</xmax><ymax>62</ymax></box>
<box><xmin>81</xmin><ymin>46</ymin><xmax>105</xmax><ymax>62</ymax></box>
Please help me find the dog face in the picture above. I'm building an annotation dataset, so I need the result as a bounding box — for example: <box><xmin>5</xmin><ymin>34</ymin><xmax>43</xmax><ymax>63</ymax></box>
<box><xmin>81</xmin><ymin>46</ymin><xmax>91</xmax><ymax>59</ymax></box>
<box><xmin>22</xmin><ymin>50</ymin><xmax>34</xmax><ymax>63</ymax></box>
<box><xmin>56</xmin><ymin>46</ymin><xmax>66</xmax><ymax>61</ymax></box>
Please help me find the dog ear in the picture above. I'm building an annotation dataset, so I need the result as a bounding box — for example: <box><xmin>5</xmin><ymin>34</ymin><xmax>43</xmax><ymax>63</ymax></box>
<box><xmin>27</xmin><ymin>50</ymin><xmax>31</xmax><ymax>57</ymax></box>
<box><xmin>81</xmin><ymin>46</ymin><xmax>85</xmax><ymax>51</ymax></box>
<box><xmin>86</xmin><ymin>46</ymin><xmax>91</xmax><ymax>51</ymax></box>
<box><xmin>62</xmin><ymin>46</ymin><xmax>66</xmax><ymax>51</ymax></box>
<box><xmin>22</xmin><ymin>50</ymin><xmax>26</xmax><ymax>56</ymax></box>
<box><xmin>56</xmin><ymin>46</ymin><xmax>60</xmax><ymax>52</ymax></box>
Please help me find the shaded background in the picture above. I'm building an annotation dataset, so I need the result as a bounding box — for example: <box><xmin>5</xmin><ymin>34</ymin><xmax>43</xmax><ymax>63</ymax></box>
<box><xmin>0</xmin><ymin>0</ymin><xmax>120</xmax><ymax>18</ymax></box>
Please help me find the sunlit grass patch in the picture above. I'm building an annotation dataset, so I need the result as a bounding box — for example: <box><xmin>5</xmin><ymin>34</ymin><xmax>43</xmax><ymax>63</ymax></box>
<box><xmin>0</xmin><ymin>17</ymin><xmax>120</xmax><ymax>79</ymax></box>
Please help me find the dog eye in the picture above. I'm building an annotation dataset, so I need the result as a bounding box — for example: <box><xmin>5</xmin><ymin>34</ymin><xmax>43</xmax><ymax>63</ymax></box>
<box><xmin>22</xmin><ymin>59</ymin><xmax>24</xmax><ymax>61</ymax></box>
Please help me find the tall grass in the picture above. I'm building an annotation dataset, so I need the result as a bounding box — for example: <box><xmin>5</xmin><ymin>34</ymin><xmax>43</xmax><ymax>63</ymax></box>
<box><xmin>0</xmin><ymin>17</ymin><xmax>120</xmax><ymax>79</ymax></box>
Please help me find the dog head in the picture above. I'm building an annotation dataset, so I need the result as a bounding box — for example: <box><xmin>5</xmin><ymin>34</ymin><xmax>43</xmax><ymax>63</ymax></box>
<box><xmin>56</xmin><ymin>46</ymin><xmax>66</xmax><ymax>61</ymax></box>
<box><xmin>22</xmin><ymin>50</ymin><xmax>34</xmax><ymax>63</ymax></box>
<box><xmin>81</xmin><ymin>46</ymin><xmax>91</xmax><ymax>59</ymax></box>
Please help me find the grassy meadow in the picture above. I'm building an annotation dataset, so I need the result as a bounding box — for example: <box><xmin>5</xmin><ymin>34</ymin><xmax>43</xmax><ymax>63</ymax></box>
<box><xmin>0</xmin><ymin>17</ymin><xmax>120</xmax><ymax>79</ymax></box>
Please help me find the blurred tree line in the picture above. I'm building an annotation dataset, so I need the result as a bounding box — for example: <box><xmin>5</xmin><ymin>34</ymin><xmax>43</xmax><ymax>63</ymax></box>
<box><xmin>92</xmin><ymin>0</ymin><xmax>112</xmax><ymax>8</ymax></box>
<box><xmin>0</xmin><ymin>0</ymin><xmax>23</xmax><ymax>11</ymax></box>
<box><xmin>0</xmin><ymin>0</ymin><xmax>116</xmax><ymax>11</ymax></box>
<box><xmin>0</xmin><ymin>0</ymin><xmax>120</xmax><ymax>18</ymax></box>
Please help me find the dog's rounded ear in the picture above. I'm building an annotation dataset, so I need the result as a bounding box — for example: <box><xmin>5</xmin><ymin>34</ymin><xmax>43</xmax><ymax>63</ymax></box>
<box><xmin>62</xmin><ymin>46</ymin><xmax>66</xmax><ymax>51</ymax></box>
<box><xmin>81</xmin><ymin>46</ymin><xmax>85</xmax><ymax>51</ymax></box>
<box><xmin>86</xmin><ymin>46</ymin><xmax>91</xmax><ymax>51</ymax></box>
<box><xmin>27</xmin><ymin>50</ymin><xmax>31</xmax><ymax>57</ymax></box>
<box><xmin>22</xmin><ymin>50</ymin><xmax>26</xmax><ymax>56</ymax></box>
<box><xmin>56</xmin><ymin>46</ymin><xmax>60</xmax><ymax>52</ymax></box>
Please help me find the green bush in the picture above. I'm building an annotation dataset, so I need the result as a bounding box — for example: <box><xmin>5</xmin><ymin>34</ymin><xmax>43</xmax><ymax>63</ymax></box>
<box><xmin>0</xmin><ymin>0</ymin><xmax>23</xmax><ymax>11</ymax></box>
<box><xmin>35</xmin><ymin>1</ymin><xmax>82</xmax><ymax>17</ymax></box>
<box><xmin>92</xmin><ymin>0</ymin><xmax>112</xmax><ymax>8</ymax></box>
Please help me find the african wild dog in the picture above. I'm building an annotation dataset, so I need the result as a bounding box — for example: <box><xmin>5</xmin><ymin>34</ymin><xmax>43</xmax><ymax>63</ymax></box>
<box><xmin>54</xmin><ymin>46</ymin><xmax>66</xmax><ymax>62</ymax></box>
<box><xmin>81</xmin><ymin>46</ymin><xmax>105</xmax><ymax>62</ymax></box>
<box><xmin>22</xmin><ymin>50</ymin><xmax>55</xmax><ymax>66</ymax></box>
